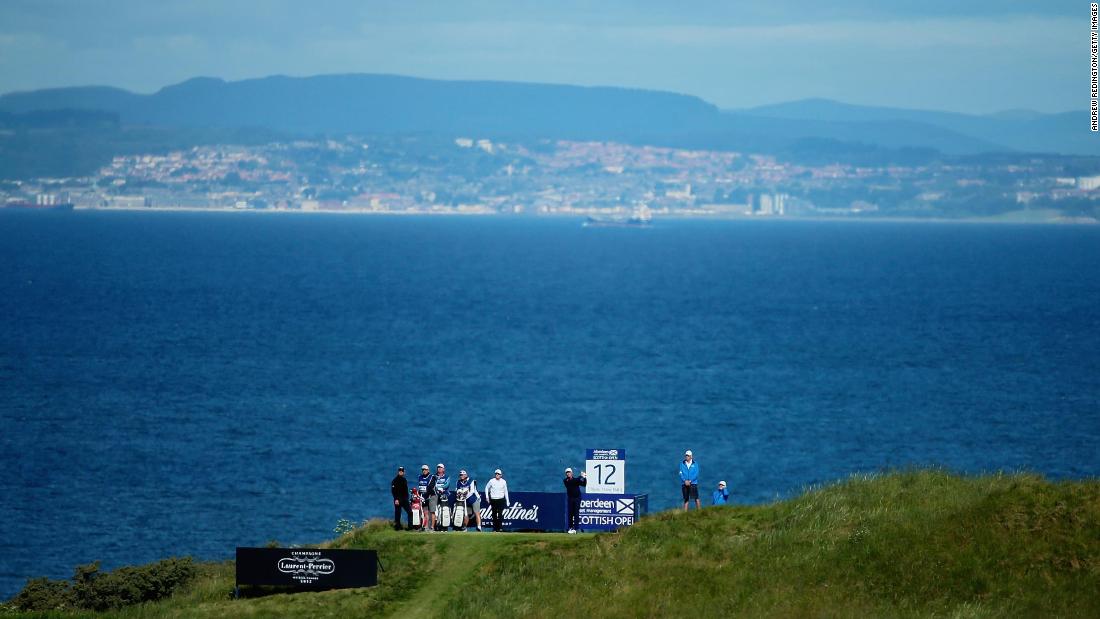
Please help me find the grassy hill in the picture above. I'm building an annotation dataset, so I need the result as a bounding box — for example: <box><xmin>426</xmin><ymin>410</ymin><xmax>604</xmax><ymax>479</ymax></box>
<box><xmin>5</xmin><ymin>470</ymin><xmax>1098</xmax><ymax>618</ymax></box>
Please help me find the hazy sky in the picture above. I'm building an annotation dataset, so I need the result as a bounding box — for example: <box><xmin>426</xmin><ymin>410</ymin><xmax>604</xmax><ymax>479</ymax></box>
<box><xmin>0</xmin><ymin>1</ymin><xmax>1083</xmax><ymax>114</ymax></box>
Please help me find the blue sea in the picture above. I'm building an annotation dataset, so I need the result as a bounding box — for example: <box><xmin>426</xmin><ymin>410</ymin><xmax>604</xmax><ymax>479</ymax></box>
<box><xmin>1</xmin><ymin>212</ymin><xmax>1098</xmax><ymax>597</ymax></box>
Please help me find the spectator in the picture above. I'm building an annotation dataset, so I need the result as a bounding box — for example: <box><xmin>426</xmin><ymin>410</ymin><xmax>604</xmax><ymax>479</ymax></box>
<box><xmin>390</xmin><ymin>466</ymin><xmax>412</xmax><ymax>530</ymax></box>
<box><xmin>563</xmin><ymin>467</ymin><xmax>587</xmax><ymax>534</ymax></box>
<box><xmin>484</xmin><ymin>468</ymin><xmax>510</xmax><ymax>532</ymax></box>
<box><xmin>679</xmin><ymin>450</ymin><xmax>700</xmax><ymax>511</ymax></box>
<box><xmin>712</xmin><ymin>480</ymin><xmax>730</xmax><ymax>506</ymax></box>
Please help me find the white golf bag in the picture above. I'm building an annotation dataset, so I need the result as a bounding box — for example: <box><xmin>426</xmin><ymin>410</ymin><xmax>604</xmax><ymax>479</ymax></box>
<box><xmin>410</xmin><ymin>494</ymin><xmax>423</xmax><ymax>529</ymax></box>
<box><xmin>453</xmin><ymin>487</ymin><xmax>469</xmax><ymax>529</ymax></box>
<box><xmin>436</xmin><ymin>491</ymin><xmax>452</xmax><ymax>530</ymax></box>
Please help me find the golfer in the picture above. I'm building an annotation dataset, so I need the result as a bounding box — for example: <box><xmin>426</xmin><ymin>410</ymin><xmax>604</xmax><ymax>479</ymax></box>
<box><xmin>679</xmin><ymin>449</ymin><xmax>700</xmax><ymax>511</ymax></box>
<box><xmin>563</xmin><ymin>467</ymin><xmax>587</xmax><ymax>533</ymax></box>
<box><xmin>484</xmin><ymin>468</ymin><xmax>510</xmax><ymax>532</ymax></box>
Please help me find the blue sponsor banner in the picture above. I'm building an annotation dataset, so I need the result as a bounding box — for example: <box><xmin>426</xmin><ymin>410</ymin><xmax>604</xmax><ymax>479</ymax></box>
<box><xmin>478</xmin><ymin>491</ymin><xmax>568</xmax><ymax>531</ymax></box>
<box><xmin>577</xmin><ymin>493</ymin><xmax>639</xmax><ymax>532</ymax></box>
<box><xmin>470</xmin><ymin>491</ymin><xmax>644</xmax><ymax>532</ymax></box>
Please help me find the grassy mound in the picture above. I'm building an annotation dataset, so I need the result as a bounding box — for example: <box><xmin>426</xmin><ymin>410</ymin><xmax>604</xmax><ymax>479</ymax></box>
<box><xmin>4</xmin><ymin>470</ymin><xmax>1098</xmax><ymax>618</ymax></box>
<box><xmin>458</xmin><ymin>470</ymin><xmax>1100</xmax><ymax>618</ymax></box>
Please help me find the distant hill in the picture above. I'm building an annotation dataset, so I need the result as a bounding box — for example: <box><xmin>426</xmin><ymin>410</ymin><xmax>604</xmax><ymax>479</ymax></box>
<box><xmin>717</xmin><ymin>111</ymin><xmax>1005</xmax><ymax>156</ymax></box>
<box><xmin>0</xmin><ymin>74</ymin><xmax>720</xmax><ymax>139</ymax></box>
<box><xmin>0</xmin><ymin>74</ymin><xmax>1093</xmax><ymax>165</ymax></box>
<box><xmin>0</xmin><ymin>108</ymin><xmax>119</xmax><ymax>130</ymax></box>
<box><xmin>0</xmin><ymin>85</ymin><xmax>141</xmax><ymax>118</ymax></box>
<box><xmin>737</xmin><ymin>98</ymin><xmax>1093</xmax><ymax>156</ymax></box>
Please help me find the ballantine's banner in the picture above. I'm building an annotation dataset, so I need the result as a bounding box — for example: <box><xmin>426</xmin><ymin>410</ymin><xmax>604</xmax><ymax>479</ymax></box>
<box><xmin>476</xmin><ymin>491</ymin><xmax>645</xmax><ymax>532</ymax></box>
<box><xmin>480</xmin><ymin>491</ymin><xmax>568</xmax><ymax>531</ymax></box>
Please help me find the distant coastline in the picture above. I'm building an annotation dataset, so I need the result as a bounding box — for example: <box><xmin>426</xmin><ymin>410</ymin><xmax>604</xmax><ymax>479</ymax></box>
<box><xmin>64</xmin><ymin>205</ymin><xmax>1100</xmax><ymax>226</ymax></box>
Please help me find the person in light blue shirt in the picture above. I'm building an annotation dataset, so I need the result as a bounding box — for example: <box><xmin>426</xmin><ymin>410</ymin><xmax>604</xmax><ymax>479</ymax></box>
<box><xmin>712</xmin><ymin>480</ymin><xmax>730</xmax><ymax>506</ymax></box>
<box><xmin>679</xmin><ymin>450</ymin><xmax>700</xmax><ymax>511</ymax></box>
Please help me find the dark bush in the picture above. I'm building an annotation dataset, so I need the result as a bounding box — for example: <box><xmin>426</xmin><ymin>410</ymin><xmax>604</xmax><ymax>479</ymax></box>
<box><xmin>8</xmin><ymin>557</ymin><xmax>196</xmax><ymax>612</ymax></box>
<box><xmin>8</xmin><ymin>576</ymin><xmax>75</xmax><ymax>612</ymax></box>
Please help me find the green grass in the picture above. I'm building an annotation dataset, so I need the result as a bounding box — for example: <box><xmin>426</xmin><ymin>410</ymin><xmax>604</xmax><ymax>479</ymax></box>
<box><xmin>5</xmin><ymin>470</ymin><xmax>1098</xmax><ymax>618</ymax></box>
<box><xmin>455</xmin><ymin>470</ymin><xmax>1100</xmax><ymax>618</ymax></box>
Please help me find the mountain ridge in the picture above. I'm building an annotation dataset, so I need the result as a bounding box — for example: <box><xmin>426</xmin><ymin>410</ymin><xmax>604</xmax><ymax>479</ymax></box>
<box><xmin>736</xmin><ymin>97</ymin><xmax>1091</xmax><ymax>155</ymax></box>
<box><xmin>0</xmin><ymin>73</ymin><xmax>1093</xmax><ymax>156</ymax></box>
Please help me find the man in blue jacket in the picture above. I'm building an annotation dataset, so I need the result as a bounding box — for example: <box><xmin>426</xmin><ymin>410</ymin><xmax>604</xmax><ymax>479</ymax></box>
<box><xmin>679</xmin><ymin>450</ymin><xmax>700</xmax><ymax>511</ymax></box>
<box><xmin>712</xmin><ymin>480</ymin><xmax>730</xmax><ymax>506</ymax></box>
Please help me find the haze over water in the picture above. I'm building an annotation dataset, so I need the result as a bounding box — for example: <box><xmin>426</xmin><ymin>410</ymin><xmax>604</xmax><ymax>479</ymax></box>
<box><xmin>2</xmin><ymin>212</ymin><xmax>1098</xmax><ymax>597</ymax></box>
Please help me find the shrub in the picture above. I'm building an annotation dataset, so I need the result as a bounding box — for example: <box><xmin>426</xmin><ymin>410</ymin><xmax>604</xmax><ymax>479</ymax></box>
<box><xmin>8</xmin><ymin>576</ymin><xmax>75</xmax><ymax>612</ymax></box>
<box><xmin>333</xmin><ymin>518</ymin><xmax>357</xmax><ymax>536</ymax></box>
<box><xmin>9</xmin><ymin>557</ymin><xmax>197</xmax><ymax>612</ymax></box>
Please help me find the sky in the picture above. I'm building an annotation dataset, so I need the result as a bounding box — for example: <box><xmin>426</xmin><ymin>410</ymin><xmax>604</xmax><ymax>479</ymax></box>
<box><xmin>0</xmin><ymin>1</ymin><xmax>1084</xmax><ymax>114</ymax></box>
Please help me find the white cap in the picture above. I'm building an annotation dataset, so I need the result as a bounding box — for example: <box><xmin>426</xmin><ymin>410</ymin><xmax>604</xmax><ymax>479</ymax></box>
<box><xmin>437</xmin><ymin>463</ymin><xmax>445</xmax><ymax>468</ymax></box>
<box><xmin>459</xmin><ymin>469</ymin><xmax>467</xmax><ymax>475</ymax></box>
<box><xmin>718</xmin><ymin>480</ymin><xmax>727</xmax><ymax>487</ymax></box>
<box><xmin>494</xmin><ymin>468</ymin><xmax>502</xmax><ymax>474</ymax></box>
<box><xmin>685</xmin><ymin>450</ymin><xmax>693</xmax><ymax>457</ymax></box>
<box><xmin>421</xmin><ymin>464</ymin><xmax>429</xmax><ymax>470</ymax></box>
<box><xmin>565</xmin><ymin>467</ymin><xmax>573</xmax><ymax>474</ymax></box>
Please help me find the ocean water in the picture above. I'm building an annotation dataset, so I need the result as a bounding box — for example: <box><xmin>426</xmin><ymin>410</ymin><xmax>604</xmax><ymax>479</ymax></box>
<box><xmin>1</xmin><ymin>211</ymin><xmax>1098</xmax><ymax>597</ymax></box>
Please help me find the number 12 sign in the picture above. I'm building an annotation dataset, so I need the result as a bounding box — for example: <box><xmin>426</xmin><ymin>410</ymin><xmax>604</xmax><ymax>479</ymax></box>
<box><xmin>585</xmin><ymin>448</ymin><xmax>626</xmax><ymax>494</ymax></box>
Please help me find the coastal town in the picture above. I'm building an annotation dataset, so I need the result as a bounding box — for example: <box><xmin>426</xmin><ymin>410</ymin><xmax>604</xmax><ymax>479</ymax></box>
<box><xmin>3</xmin><ymin>135</ymin><xmax>1099</xmax><ymax>222</ymax></box>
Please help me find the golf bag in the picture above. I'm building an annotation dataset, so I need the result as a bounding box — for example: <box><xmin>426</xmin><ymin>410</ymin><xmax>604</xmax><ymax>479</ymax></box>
<box><xmin>436</xmin><ymin>490</ymin><xmax>451</xmax><ymax>530</ymax></box>
<box><xmin>453</xmin><ymin>487</ymin><xmax>469</xmax><ymax>530</ymax></box>
<box><xmin>410</xmin><ymin>491</ymin><xmax>423</xmax><ymax>530</ymax></box>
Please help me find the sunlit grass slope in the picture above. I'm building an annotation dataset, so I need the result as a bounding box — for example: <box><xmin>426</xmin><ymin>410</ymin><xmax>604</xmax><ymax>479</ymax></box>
<box><xmin>457</xmin><ymin>470</ymin><xmax>1100</xmax><ymax>618</ymax></box>
<box><xmin>6</xmin><ymin>470</ymin><xmax>1098</xmax><ymax>618</ymax></box>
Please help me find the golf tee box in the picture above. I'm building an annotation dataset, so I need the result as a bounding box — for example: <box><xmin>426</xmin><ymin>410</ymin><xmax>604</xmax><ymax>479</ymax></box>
<box><xmin>235</xmin><ymin>547</ymin><xmax>378</xmax><ymax>592</ymax></box>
